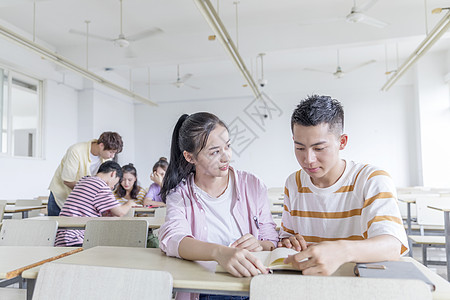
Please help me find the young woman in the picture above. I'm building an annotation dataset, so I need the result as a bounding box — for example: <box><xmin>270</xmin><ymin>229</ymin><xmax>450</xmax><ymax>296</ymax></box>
<box><xmin>114</xmin><ymin>163</ymin><xmax>147</xmax><ymax>205</ymax></box>
<box><xmin>159</xmin><ymin>112</ymin><xmax>278</xmax><ymax>289</ymax></box>
<box><xmin>143</xmin><ymin>157</ymin><xmax>168</xmax><ymax>207</ymax></box>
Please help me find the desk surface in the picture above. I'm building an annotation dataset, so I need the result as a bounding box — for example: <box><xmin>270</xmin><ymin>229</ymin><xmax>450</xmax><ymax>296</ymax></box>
<box><xmin>428</xmin><ymin>205</ymin><xmax>450</xmax><ymax>212</ymax></box>
<box><xmin>133</xmin><ymin>207</ymin><xmax>156</xmax><ymax>213</ymax></box>
<box><xmin>0</xmin><ymin>246</ymin><xmax>79</xmax><ymax>279</ymax></box>
<box><xmin>4</xmin><ymin>205</ymin><xmax>47</xmax><ymax>213</ymax></box>
<box><xmin>21</xmin><ymin>247</ymin><xmax>450</xmax><ymax>298</ymax></box>
<box><xmin>5</xmin><ymin>200</ymin><xmax>48</xmax><ymax>205</ymax></box>
<box><xmin>26</xmin><ymin>216</ymin><xmax>165</xmax><ymax>229</ymax></box>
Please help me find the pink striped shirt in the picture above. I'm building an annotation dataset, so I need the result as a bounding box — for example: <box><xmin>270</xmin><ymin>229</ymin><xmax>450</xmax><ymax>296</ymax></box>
<box><xmin>55</xmin><ymin>176</ymin><xmax>119</xmax><ymax>246</ymax></box>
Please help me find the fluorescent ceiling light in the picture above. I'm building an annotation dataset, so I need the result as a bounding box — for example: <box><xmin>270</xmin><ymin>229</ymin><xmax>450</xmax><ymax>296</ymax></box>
<box><xmin>0</xmin><ymin>23</ymin><xmax>157</xmax><ymax>106</ymax></box>
<box><xmin>381</xmin><ymin>10</ymin><xmax>450</xmax><ymax>91</ymax></box>
<box><xmin>193</xmin><ymin>0</ymin><xmax>261</xmax><ymax>98</ymax></box>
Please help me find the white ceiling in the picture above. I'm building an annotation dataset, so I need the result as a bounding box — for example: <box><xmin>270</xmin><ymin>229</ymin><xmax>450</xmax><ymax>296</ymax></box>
<box><xmin>0</xmin><ymin>0</ymin><xmax>449</xmax><ymax>102</ymax></box>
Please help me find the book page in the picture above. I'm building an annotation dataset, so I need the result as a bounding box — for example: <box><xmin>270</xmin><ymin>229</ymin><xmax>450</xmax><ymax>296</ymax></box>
<box><xmin>268</xmin><ymin>247</ymin><xmax>299</xmax><ymax>267</ymax></box>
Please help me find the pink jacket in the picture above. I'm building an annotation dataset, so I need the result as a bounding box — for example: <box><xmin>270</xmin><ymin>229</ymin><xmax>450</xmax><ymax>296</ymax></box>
<box><xmin>159</xmin><ymin>167</ymin><xmax>278</xmax><ymax>258</ymax></box>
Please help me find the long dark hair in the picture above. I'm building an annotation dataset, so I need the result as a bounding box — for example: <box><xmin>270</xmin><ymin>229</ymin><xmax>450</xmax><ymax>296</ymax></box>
<box><xmin>153</xmin><ymin>157</ymin><xmax>169</xmax><ymax>173</ymax></box>
<box><xmin>160</xmin><ymin>112</ymin><xmax>227</xmax><ymax>202</ymax></box>
<box><xmin>115</xmin><ymin>163</ymin><xmax>140</xmax><ymax>199</ymax></box>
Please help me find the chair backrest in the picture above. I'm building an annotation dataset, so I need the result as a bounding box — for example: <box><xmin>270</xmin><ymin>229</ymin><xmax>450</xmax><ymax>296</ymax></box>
<box><xmin>83</xmin><ymin>219</ymin><xmax>149</xmax><ymax>249</ymax></box>
<box><xmin>32</xmin><ymin>263</ymin><xmax>173</xmax><ymax>300</ymax></box>
<box><xmin>0</xmin><ymin>219</ymin><xmax>58</xmax><ymax>246</ymax></box>
<box><xmin>0</xmin><ymin>200</ymin><xmax>6</xmax><ymax>222</ymax></box>
<box><xmin>416</xmin><ymin>197</ymin><xmax>450</xmax><ymax>226</ymax></box>
<box><xmin>250</xmin><ymin>274</ymin><xmax>431</xmax><ymax>300</ymax></box>
<box><xmin>154</xmin><ymin>207</ymin><xmax>167</xmax><ymax>219</ymax></box>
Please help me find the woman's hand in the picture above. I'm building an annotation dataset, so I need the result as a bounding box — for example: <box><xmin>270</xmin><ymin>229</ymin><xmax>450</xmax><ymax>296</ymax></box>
<box><xmin>150</xmin><ymin>171</ymin><xmax>164</xmax><ymax>187</ymax></box>
<box><xmin>278</xmin><ymin>234</ymin><xmax>308</xmax><ymax>251</ymax></box>
<box><xmin>214</xmin><ymin>246</ymin><xmax>268</xmax><ymax>277</ymax></box>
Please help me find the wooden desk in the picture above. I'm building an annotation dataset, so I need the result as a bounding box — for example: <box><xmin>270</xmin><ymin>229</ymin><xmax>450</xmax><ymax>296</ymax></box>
<box><xmin>6</xmin><ymin>200</ymin><xmax>48</xmax><ymax>205</ymax></box>
<box><xmin>21</xmin><ymin>247</ymin><xmax>450</xmax><ymax>299</ymax></box>
<box><xmin>133</xmin><ymin>206</ymin><xmax>156</xmax><ymax>216</ymax></box>
<box><xmin>5</xmin><ymin>205</ymin><xmax>47</xmax><ymax>219</ymax></box>
<box><xmin>26</xmin><ymin>216</ymin><xmax>164</xmax><ymax>230</ymax></box>
<box><xmin>428</xmin><ymin>204</ymin><xmax>450</xmax><ymax>280</ymax></box>
<box><xmin>0</xmin><ymin>246</ymin><xmax>80</xmax><ymax>299</ymax></box>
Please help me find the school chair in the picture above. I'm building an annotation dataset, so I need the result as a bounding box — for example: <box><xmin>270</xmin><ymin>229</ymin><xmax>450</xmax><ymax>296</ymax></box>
<box><xmin>83</xmin><ymin>219</ymin><xmax>149</xmax><ymax>249</ymax></box>
<box><xmin>32</xmin><ymin>263</ymin><xmax>173</xmax><ymax>300</ymax></box>
<box><xmin>0</xmin><ymin>219</ymin><xmax>58</xmax><ymax>246</ymax></box>
<box><xmin>408</xmin><ymin>197</ymin><xmax>450</xmax><ymax>266</ymax></box>
<box><xmin>0</xmin><ymin>200</ymin><xmax>6</xmax><ymax>222</ymax></box>
<box><xmin>12</xmin><ymin>199</ymin><xmax>43</xmax><ymax>219</ymax></box>
<box><xmin>249</xmin><ymin>274</ymin><xmax>432</xmax><ymax>300</ymax></box>
<box><xmin>0</xmin><ymin>287</ymin><xmax>26</xmax><ymax>300</ymax></box>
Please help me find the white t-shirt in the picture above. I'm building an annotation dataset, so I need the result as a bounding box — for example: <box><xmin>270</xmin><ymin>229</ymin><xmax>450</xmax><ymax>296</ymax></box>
<box><xmin>89</xmin><ymin>153</ymin><xmax>102</xmax><ymax>175</ymax></box>
<box><xmin>193</xmin><ymin>173</ymin><xmax>242</xmax><ymax>246</ymax></box>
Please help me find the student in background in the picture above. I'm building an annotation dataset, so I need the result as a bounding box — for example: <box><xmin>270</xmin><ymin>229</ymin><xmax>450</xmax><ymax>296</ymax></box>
<box><xmin>48</xmin><ymin>131</ymin><xmax>123</xmax><ymax>216</ymax></box>
<box><xmin>143</xmin><ymin>157</ymin><xmax>168</xmax><ymax>207</ymax></box>
<box><xmin>279</xmin><ymin>95</ymin><xmax>408</xmax><ymax>275</ymax></box>
<box><xmin>55</xmin><ymin>161</ymin><xmax>135</xmax><ymax>247</ymax></box>
<box><xmin>114</xmin><ymin>163</ymin><xmax>147</xmax><ymax>206</ymax></box>
<box><xmin>159</xmin><ymin>112</ymin><xmax>278</xmax><ymax>287</ymax></box>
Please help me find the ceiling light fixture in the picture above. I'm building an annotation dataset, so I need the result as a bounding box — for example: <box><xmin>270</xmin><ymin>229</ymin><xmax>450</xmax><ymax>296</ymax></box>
<box><xmin>0</xmin><ymin>23</ymin><xmax>157</xmax><ymax>106</ymax></box>
<box><xmin>381</xmin><ymin>9</ymin><xmax>450</xmax><ymax>91</ymax></box>
<box><xmin>193</xmin><ymin>0</ymin><xmax>261</xmax><ymax>98</ymax></box>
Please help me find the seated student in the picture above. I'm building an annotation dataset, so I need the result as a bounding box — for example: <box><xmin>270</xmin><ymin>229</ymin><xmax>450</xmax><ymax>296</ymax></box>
<box><xmin>55</xmin><ymin>161</ymin><xmax>136</xmax><ymax>247</ymax></box>
<box><xmin>158</xmin><ymin>112</ymin><xmax>278</xmax><ymax>283</ymax></box>
<box><xmin>279</xmin><ymin>95</ymin><xmax>409</xmax><ymax>275</ymax></box>
<box><xmin>143</xmin><ymin>157</ymin><xmax>168</xmax><ymax>207</ymax></box>
<box><xmin>114</xmin><ymin>163</ymin><xmax>147</xmax><ymax>206</ymax></box>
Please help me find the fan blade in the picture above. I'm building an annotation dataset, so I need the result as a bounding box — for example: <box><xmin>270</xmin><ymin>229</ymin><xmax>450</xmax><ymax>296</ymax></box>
<box><xmin>359</xmin><ymin>14</ymin><xmax>388</xmax><ymax>28</ymax></box>
<box><xmin>69</xmin><ymin>29</ymin><xmax>112</xmax><ymax>41</ymax></box>
<box><xmin>356</xmin><ymin>0</ymin><xmax>379</xmax><ymax>12</ymax></box>
<box><xmin>180</xmin><ymin>73</ymin><xmax>193</xmax><ymax>82</ymax></box>
<box><xmin>185</xmin><ymin>84</ymin><xmax>200</xmax><ymax>90</ymax></box>
<box><xmin>299</xmin><ymin>17</ymin><xmax>345</xmax><ymax>26</ymax></box>
<box><xmin>127</xmin><ymin>27</ymin><xmax>163</xmax><ymax>41</ymax></box>
<box><xmin>303</xmin><ymin>68</ymin><xmax>333</xmax><ymax>74</ymax></box>
<box><xmin>346</xmin><ymin>60</ymin><xmax>376</xmax><ymax>73</ymax></box>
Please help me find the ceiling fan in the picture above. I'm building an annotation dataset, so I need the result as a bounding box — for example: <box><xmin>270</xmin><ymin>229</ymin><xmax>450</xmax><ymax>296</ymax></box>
<box><xmin>172</xmin><ymin>65</ymin><xmax>199</xmax><ymax>89</ymax></box>
<box><xmin>69</xmin><ymin>0</ymin><xmax>163</xmax><ymax>48</ymax></box>
<box><xmin>300</xmin><ymin>0</ymin><xmax>388</xmax><ymax>28</ymax></box>
<box><xmin>304</xmin><ymin>50</ymin><xmax>376</xmax><ymax>79</ymax></box>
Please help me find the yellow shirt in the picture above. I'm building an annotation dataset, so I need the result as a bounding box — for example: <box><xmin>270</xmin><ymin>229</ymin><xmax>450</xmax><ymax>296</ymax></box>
<box><xmin>48</xmin><ymin>140</ymin><xmax>108</xmax><ymax>208</ymax></box>
<box><xmin>114</xmin><ymin>186</ymin><xmax>147</xmax><ymax>206</ymax></box>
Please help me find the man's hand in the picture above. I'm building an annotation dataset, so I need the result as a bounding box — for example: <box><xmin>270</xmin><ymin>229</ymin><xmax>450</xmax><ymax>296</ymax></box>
<box><xmin>230</xmin><ymin>234</ymin><xmax>263</xmax><ymax>252</ymax></box>
<box><xmin>278</xmin><ymin>234</ymin><xmax>308</xmax><ymax>251</ymax></box>
<box><xmin>284</xmin><ymin>241</ymin><xmax>348</xmax><ymax>275</ymax></box>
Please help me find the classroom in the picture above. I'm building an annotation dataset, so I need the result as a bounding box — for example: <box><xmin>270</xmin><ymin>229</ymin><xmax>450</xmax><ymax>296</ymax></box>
<box><xmin>1</xmin><ymin>0</ymin><xmax>450</xmax><ymax>299</ymax></box>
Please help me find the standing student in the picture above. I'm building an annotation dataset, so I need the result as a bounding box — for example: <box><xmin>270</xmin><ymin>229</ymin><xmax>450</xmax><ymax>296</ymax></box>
<box><xmin>158</xmin><ymin>112</ymin><xmax>278</xmax><ymax>283</ymax></box>
<box><xmin>143</xmin><ymin>157</ymin><xmax>168</xmax><ymax>207</ymax></box>
<box><xmin>48</xmin><ymin>131</ymin><xmax>123</xmax><ymax>216</ymax></box>
<box><xmin>279</xmin><ymin>95</ymin><xmax>408</xmax><ymax>275</ymax></box>
<box><xmin>114</xmin><ymin>163</ymin><xmax>147</xmax><ymax>205</ymax></box>
<box><xmin>55</xmin><ymin>161</ymin><xmax>135</xmax><ymax>247</ymax></box>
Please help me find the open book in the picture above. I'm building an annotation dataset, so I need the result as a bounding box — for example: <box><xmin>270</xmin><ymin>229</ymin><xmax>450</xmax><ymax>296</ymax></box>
<box><xmin>216</xmin><ymin>247</ymin><xmax>302</xmax><ymax>272</ymax></box>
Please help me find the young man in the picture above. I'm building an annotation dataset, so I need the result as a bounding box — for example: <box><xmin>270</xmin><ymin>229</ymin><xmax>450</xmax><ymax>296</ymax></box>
<box><xmin>48</xmin><ymin>131</ymin><xmax>123</xmax><ymax>216</ymax></box>
<box><xmin>54</xmin><ymin>161</ymin><xmax>136</xmax><ymax>247</ymax></box>
<box><xmin>279</xmin><ymin>95</ymin><xmax>408</xmax><ymax>275</ymax></box>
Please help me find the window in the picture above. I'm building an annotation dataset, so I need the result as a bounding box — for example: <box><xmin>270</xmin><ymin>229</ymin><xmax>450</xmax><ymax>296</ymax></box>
<box><xmin>0</xmin><ymin>66</ymin><xmax>43</xmax><ymax>158</ymax></box>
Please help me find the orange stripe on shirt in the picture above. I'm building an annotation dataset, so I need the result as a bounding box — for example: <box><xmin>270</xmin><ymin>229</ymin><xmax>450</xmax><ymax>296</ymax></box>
<box><xmin>334</xmin><ymin>164</ymin><xmax>368</xmax><ymax>194</ymax></box>
<box><xmin>303</xmin><ymin>235</ymin><xmax>364</xmax><ymax>243</ymax></box>
<box><xmin>290</xmin><ymin>209</ymin><xmax>362</xmax><ymax>219</ymax></box>
<box><xmin>363</xmin><ymin>192</ymin><xmax>395</xmax><ymax>209</ymax></box>
<box><xmin>296</xmin><ymin>170</ymin><xmax>312</xmax><ymax>193</ymax></box>
<box><xmin>368</xmin><ymin>170</ymin><xmax>390</xmax><ymax>181</ymax></box>
<box><xmin>281</xmin><ymin>223</ymin><xmax>295</xmax><ymax>234</ymax></box>
<box><xmin>284</xmin><ymin>186</ymin><xmax>289</xmax><ymax>198</ymax></box>
<box><xmin>367</xmin><ymin>215</ymin><xmax>402</xmax><ymax>230</ymax></box>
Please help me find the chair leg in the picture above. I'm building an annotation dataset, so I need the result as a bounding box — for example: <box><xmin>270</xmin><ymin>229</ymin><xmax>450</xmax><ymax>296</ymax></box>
<box><xmin>422</xmin><ymin>244</ymin><xmax>428</xmax><ymax>266</ymax></box>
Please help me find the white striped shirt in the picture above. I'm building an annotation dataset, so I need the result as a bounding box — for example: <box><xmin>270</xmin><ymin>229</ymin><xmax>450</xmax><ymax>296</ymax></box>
<box><xmin>279</xmin><ymin>161</ymin><xmax>408</xmax><ymax>255</ymax></box>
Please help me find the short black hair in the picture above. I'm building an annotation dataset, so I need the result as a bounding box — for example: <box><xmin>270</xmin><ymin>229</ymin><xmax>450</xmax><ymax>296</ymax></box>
<box><xmin>97</xmin><ymin>160</ymin><xmax>123</xmax><ymax>181</ymax></box>
<box><xmin>291</xmin><ymin>95</ymin><xmax>344</xmax><ymax>135</ymax></box>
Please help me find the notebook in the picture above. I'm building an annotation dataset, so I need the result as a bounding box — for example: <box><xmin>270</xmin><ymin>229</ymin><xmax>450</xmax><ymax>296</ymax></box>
<box><xmin>354</xmin><ymin>261</ymin><xmax>435</xmax><ymax>291</ymax></box>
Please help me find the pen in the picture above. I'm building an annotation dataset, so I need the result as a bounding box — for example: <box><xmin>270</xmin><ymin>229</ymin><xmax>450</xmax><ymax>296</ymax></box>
<box><xmin>358</xmin><ymin>264</ymin><xmax>386</xmax><ymax>270</ymax></box>
<box><xmin>253</xmin><ymin>216</ymin><xmax>260</xmax><ymax>229</ymax></box>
